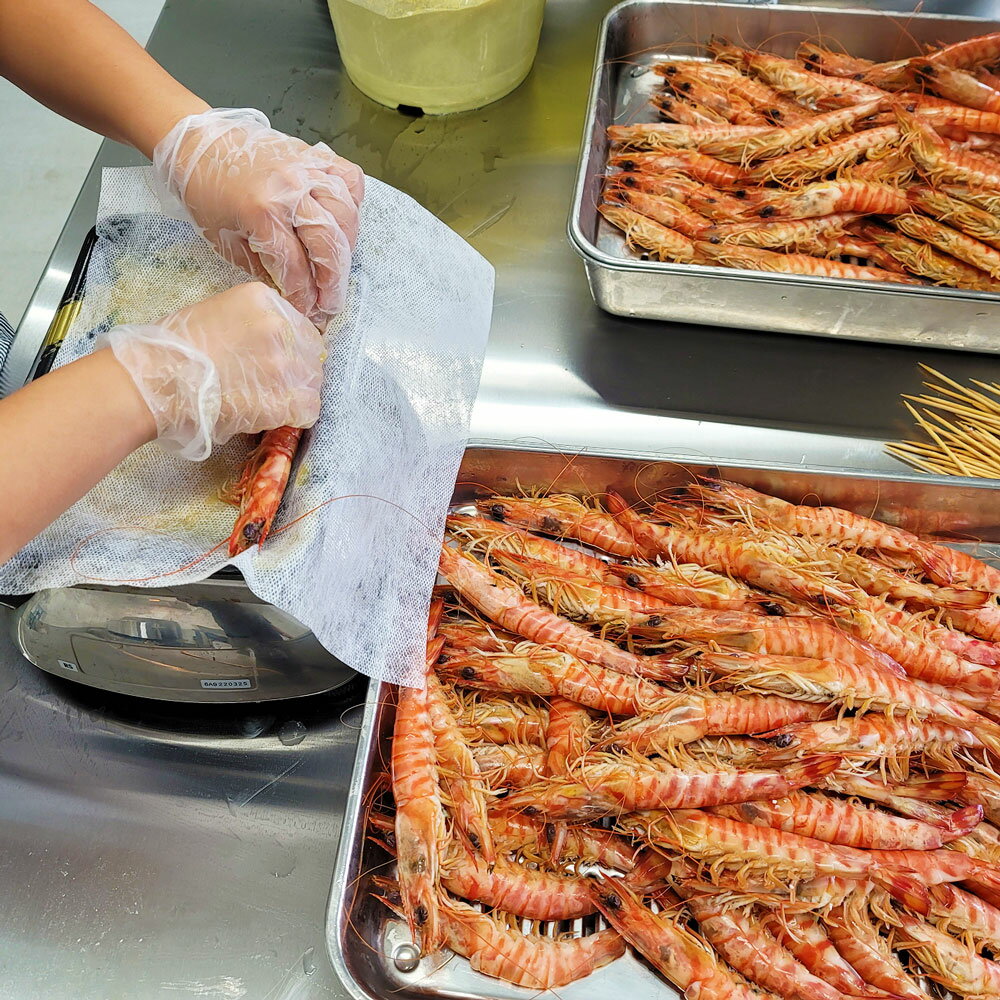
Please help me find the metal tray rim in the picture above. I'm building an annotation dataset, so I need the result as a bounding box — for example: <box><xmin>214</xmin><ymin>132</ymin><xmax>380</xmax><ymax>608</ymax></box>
<box><xmin>566</xmin><ymin>0</ymin><xmax>1000</xmax><ymax>321</ymax></box>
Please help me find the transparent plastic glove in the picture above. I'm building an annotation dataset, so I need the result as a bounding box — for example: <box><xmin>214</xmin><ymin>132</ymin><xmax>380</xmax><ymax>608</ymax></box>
<box><xmin>152</xmin><ymin>108</ymin><xmax>364</xmax><ymax>326</ymax></box>
<box><xmin>101</xmin><ymin>283</ymin><xmax>324</xmax><ymax>462</ymax></box>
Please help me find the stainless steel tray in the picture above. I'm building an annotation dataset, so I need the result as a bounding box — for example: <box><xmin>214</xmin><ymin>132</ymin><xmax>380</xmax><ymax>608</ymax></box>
<box><xmin>326</xmin><ymin>442</ymin><xmax>1000</xmax><ymax>1000</ymax></box>
<box><xmin>569</xmin><ymin>0</ymin><xmax>1000</xmax><ymax>352</ymax></box>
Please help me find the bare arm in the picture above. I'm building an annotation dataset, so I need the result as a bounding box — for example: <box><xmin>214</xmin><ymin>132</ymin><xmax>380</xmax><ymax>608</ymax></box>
<box><xmin>0</xmin><ymin>350</ymin><xmax>156</xmax><ymax>564</ymax></box>
<box><xmin>0</xmin><ymin>0</ymin><xmax>208</xmax><ymax>158</ymax></box>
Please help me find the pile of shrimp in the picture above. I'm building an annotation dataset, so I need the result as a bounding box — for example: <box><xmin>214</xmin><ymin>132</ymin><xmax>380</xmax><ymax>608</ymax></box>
<box><xmin>602</xmin><ymin>30</ymin><xmax>1000</xmax><ymax>292</ymax></box>
<box><xmin>371</xmin><ymin>478</ymin><xmax>1000</xmax><ymax>997</ymax></box>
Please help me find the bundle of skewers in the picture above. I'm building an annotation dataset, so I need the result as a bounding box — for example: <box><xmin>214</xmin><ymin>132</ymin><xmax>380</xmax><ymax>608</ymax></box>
<box><xmin>601</xmin><ymin>31</ymin><xmax>1000</xmax><ymax>291</ymax></box>
<box><xmin>372</xmin><ymin>480</ymin><xmax>1000</xmax><ymax>997</ymax></box>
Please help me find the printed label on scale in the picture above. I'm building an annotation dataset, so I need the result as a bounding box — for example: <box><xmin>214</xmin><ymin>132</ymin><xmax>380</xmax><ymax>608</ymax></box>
<box><xmin>201</xmin><ymin>678</ymin><xmax>253</xmax><ymax>690</ymax></box>
<box><xmin>57</xmin><ymin>659</ymin><xmax>79</xmax><ymax>672</ymax></box>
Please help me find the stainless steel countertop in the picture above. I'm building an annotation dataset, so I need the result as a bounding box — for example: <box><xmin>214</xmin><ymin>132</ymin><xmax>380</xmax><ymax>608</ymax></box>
<box><xmin>4</xmin><ymin>0</ymin><xmax>1000</xmax><ymax>996</ymax></box>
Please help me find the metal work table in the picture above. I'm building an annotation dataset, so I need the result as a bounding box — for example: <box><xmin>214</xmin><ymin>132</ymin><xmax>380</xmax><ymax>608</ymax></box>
<box><xmin>2</xmin><ymin>0</ymin><xmax>1000</xmax><ymax>996</ymax></box>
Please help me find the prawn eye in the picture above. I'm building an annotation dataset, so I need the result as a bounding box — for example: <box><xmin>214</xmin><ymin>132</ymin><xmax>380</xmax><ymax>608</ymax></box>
<box><xmin>852</xmin><ymin>72</ymin><xmax>863</xmax><ymax>80</ymax></box>
<box><xmin>759</xmin><ymin>601</ymin><xmax>786</xmax><ymax>617</ymax></box>
<box><xmin>524</xmin><ymin>806</ymin><xmax>539</xmax><ymax>816</ymax></box>
<box><xmin>646</xmin><ymin>615</ymin><xmax>663</xmax><ymax>627</ymax></box>
<box><xmin>415</xmin><ymin>904</ymin><xmax>429</xmax><ymax>925</ymax></box>
<box><xmin>243</xmin><ymin>520</ymin><xmax>264</xmax><ymax>543</ymax></box>
<box><xmin>708</xmin><ymin>236</ymin><xmax>721</xmax><ymax>245</ymax></box>
<box><xmin>803</xmin><ymin>52</ymin><xmax>818</xmax><ymax>65</ymax></box>
<box><xmin>919</xmin><ymin>63</ymin><xmax>934</xmax><ymax>75</ymax></box>
<box><xmin>621</xmin><ymin>159</ymin><xmax>636</xmax><ymax>171</ymax></box>
<box><xmin>468</xmin><ymin>831</ymin><xmax>481</xmax><ymax>850</ymax></box>
<box><xmin>733</xmin><ymin>189</ymin><xmax>748</xmax><ymax>200</ymax></box>
<box><xmin>545</xmin><ymin>823</ymin><xmax>557</xmax><ymax>843</ymax></box>
<box><xmin>602</xmin><ymin>892</ymin><xmax>623</xmax><ymax>910</ymax></box>
<box><xmin>766</xmin><ymin>733</ymin><xmax>795</xmax><ymax>749</ymax></box>
<box><xmin>759</xmin><ymin>205</ymin><xmax>776</xmax><ymax>218</ymax></box>
<box><xmin>489</xmin><ymin>503</ymin><xmax>506</xmax><ymax>521</ymax></box>
<box><xmin>438</xmin><ymin>652</ymin><xmax>449</xmax><ymax>663</ymax></box>
<box><xmin>679</xmin><ymin>81</ymin><xmax>692</xmax><ymax>92</ymax></box>
<box><xmin>625</xmin><ymin>573</ymin><xmax>641</xmax><ymax>588</ymax></box>
<box><xmin>623</xmin><ymin>175</ymin><xmax>636</xmax><ymax>187</ymax></box>
<box><xmin>541</xmin><ymin>515</ymin><xmax>561</xmax><ymax>534</ymax></box>
<box><xmin>664</xmin><ymin>65</ymin><xmax>677</xmax><ymax>75</ymax></box>
<box><xmin>461</xmin><ymin>666</ymin><xmax>476</xmax><ymax>680</ymax></box>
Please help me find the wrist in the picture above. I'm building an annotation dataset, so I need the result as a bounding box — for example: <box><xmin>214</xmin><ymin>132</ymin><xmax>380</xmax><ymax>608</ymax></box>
<box><xmin>132</xmin><ymin>92</ymin><xmax>211</xmax><ymax>160</ymax></box>
<box><xmin>88</xmin><ymin>348</ymin><xmax>158</xmax><ymax>448</ymax></box>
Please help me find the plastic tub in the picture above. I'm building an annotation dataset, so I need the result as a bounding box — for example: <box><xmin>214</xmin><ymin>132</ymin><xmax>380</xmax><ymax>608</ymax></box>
<box><xmin>328</xmin><ymin>0</ymin><xmax>545</xmax><ymax>114</ymax></box>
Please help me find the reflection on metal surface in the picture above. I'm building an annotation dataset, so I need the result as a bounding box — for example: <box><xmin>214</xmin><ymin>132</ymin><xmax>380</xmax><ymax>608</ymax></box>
<box><xmin>11</xmin><ymin>579</ymin><xmax>354</xmax><ymax>703</ymax></box>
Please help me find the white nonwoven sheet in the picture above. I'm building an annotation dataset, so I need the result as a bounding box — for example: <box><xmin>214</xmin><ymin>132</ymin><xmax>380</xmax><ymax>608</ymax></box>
<box><xmin>1</xmin><ymin>166</ymin><xmax>494</xmax><ymax>687</ymax></box>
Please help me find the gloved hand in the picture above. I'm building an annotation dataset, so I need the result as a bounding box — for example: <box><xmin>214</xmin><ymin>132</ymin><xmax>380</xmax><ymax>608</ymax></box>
<box><xmin>152</xmin><ymin>108</ymin><xmax>364</xmax><ymax>327</ymax></box>
<box><xmin>102</xmin><ymin>283</ymin><xmax>324</xmax><ymax>461</ymax></box>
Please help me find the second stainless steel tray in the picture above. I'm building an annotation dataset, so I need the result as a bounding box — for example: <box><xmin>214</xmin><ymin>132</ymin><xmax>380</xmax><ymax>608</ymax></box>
<box><xmin>327</xmin><ymin>442</ymin><xmax>1000</xmax><ymax>1000</ymax></box>
<box><xmin>569</xmin><ymin>0</ymin><xmax>1000</xmax><ymax>352</ymax></box>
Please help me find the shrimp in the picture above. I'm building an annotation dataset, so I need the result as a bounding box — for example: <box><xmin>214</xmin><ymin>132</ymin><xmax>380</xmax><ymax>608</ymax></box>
<box><xmin>823</xmin><ymin>903</ymin><xmax>933</xmax><ymax>1000</ymax></box>
<box><xmin>610</xmin><ymin>149</ymin><xmax>750</xmax><ymax>187</ymax></box>
<box><xmin>696</xmin><ymin>239</ymin><xmax>919</xmax><ymax>283</ymax></box>
<box><xmin>606</xmin><ymin>121</ymin><xmax>776</xmax><ymax>160</ymax></box>
<box><xmin>469</xmin><ymin>743</ymin><xmax>544</xmax><ymax>789</ymax></box>
<box><xmin>894</xmin><ymin>212</ymin><xmax>1000</xmax><ymax>279</ymax></box>
<box><xmin>224</xmin><ymin>425</ymin><xmax>301</xmax><ymax>555</ymax></box>
<box><xmin>440</xmin><ymin>896</ymin><xmax>624</xmax><ymax>990</ymax></box>
<box><xmin>894</xmin><ymin>909</ymin><xmax>1000</xmax><ymax>997</ymax></box>
<box><xmin>753</xmin><ymin>179</ymin><xmax>910</xmax><ymax>219</ymax></box>
<box><xmin>599</xmin><ymin>203</ymin><xmax>700</xmax><ymax>263</ymax></box>
<box><xmin>612</xmin><ymin>170</ymin><xmax>752</xmax><ymax>220</ymax></box>
<box><xmin>496</xmin><ymin>754</ymin><xmax>838</xmax><ymax>821</ymax></box>
<box><xmin>438</xmin><ymin>545</ymin><xmax>683</xmax><ymax>682</ymax></box>
<box><xmin>679</xmin><ymin>887</ymin><xmax>862</xmax><ymax>1000</ymax></box>
<box><xmin>604</xmin><ymin>183</ymin><xmax>712</xmax><ymax>238</ymax></box>
<box><xmin>916</xmin><ymin>62</ymin><xmax>1000</xmax><ymax>113</ymax></box>
<box><xmin>712</xmin><ymin>790</ymin><xmax>982</xmax><ymax>850</ymax></box>
<box><xmin>908</xmin><ymin>183</ymin><xmax>1000</xmax><ymax>249</ymax></box>
<box><xmin>859</xmin><ymin>221</ymin><xmax>1000</xmax><ymax>290</ymax></box>
<box><xmin>437</xmin><ymin>643</ymin><xmax>673</xmax><ymax>715</ymax></box>
<box><xmin>747</xmin><ymin>125</ymin><xmax>901</xmax><ymax>183</ymax></box>
<box><xmin>947</xmin><ymin>603</ymin><xmax>1000</xmax><ymax>643</ymax></box>
<box><xmin>391</xmin><ymin>607</ymin><xmax>449</xmax><ymax>954</ymax></box>
<box><xmin>606</xmin><ymin>491</ymin><xmax>857</xmax><ymax>606</ymax></box>
<box><xmin>455</xmin><ymin>693</ymin><xmax>548</xmax><ymax>746</ymax></box>
<box><xmin>543</xmin><ymin>696</ymin><xmax>591</xmax><ymax>776</ymax></box>
<box><xmin>446</xmin><ymin>513</ymin><xmax>618</xmax><ymax>583</ymax></box>
<box><xmin>653</xmin><ymin>91</ymin><xmax>728</xmax><ymax>126</ymax></box>
<box><xmin>608</xmin><ymin>559</ymin><xmax>763</xmax><ymax>610</ymax></box>
<box><xmin>664</xmin><ymin>68</ymin><xmax>769</xmax><ymax>126</ymax></box>
<box><xmin>496</xmin><ymin>813</ymin><xmax>641</xmax><ymax>872</ymax></box>
<box><xmin>703</xmin><ymin>213</ymin><xmax>861</xmax><ymax>249</ymax></box>
<box><xmin>920</xmin><ymin>31</ymin><xmax>1000</xmax><ymax>72</ymax></box>
<box><xmin>479</xmin><ymin>493</ymin><xmax>637</xmax><ymax>558</ymax></box>
<box><xmin>763</xmin><ymin>909</ymin><xmax>875</xmax><ymax>997</ymax></box>
<box><xmin>592</xmin><ymin>879</ymin><xmax>769</xmax><ymax>1000</ymax></box>
<box><xmin>601</xmin><ymin>691</ymin><xmax>828</xmax><ymax>753</ymax></box>
<box><xmin>798</xmin><ymin>42</ymin><xmax>874</xmax><ymax>78</ymax></box>
<box><xmin>426</xmin><ymin>672</ymin><xmax>495</xmax><ymax>860</ymax></box>
<box><xmin>899</xmin><ymin>106</ymin><xmax>1000</xmax><ymax>190</ymax></box>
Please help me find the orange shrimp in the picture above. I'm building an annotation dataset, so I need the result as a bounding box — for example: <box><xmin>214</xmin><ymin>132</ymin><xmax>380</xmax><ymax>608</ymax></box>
<box><xmin>763</xmin><ymin>909</ymin><xmax>875</xmax><ymax>997</ymax></box>
<box><xmin>441</xmin><ymin>841</ymin><xmax>597</xmax><ymax>921</ymax></box>
<box><xmin>920</xmin><ymin>31</ymin><xmax>1000</xmax><ymax>73</ymax></box>
<box><xmin>469</xmin><ymin>743</ymin><xmax>544</xmax><ymax>789</ymax></box>
<box><xmin>696</xmin><ymin>239</ymin><xmax>919</xmax><ymax>283</ymax></box>
<box><xmin>652</xmin><ymin>91</ymin><xmax>728</xmax><ymax>127</ymax></box>
<box><xmin>437</xmin><ymin>643</ymin><xmax>672</xmax><ymax>715</ymax></box>
<box><xmin>425</xmin><ymin>672</ymin><xmax>495</xmax><ymax>860</ymax></box>
<box><xmin>858</xmin><ymin>220</ymin><xmax>1000</xmax><ymax>290</ymax></box>
<box><xmin>225</xmin><ymin>425</ymin><xmax>301</xmax><ymax>555</ymax></box>
<box><xmin>496</xmin><ymin>813</ymin><xmax>641</xmax><ymax>872</ymax></box>
<box><xmin>712</xmin><ymin>790</ymin><xmax>982</xmax><ymax>850</ymax></box>
<box><xmin>942</xmin><ymin>181</ymin><xmax>1000</xmax><ymax>216</ymax></box>
<box><xmin>736</xmin><ymin>48</ymin><xmax>888</xmax><ymax>108</ymax></box>
<box><xmin>606</xmin><ymin>491</ymin><xmax>856</xmax><ymax>607</ymax></box>
<box><xmin>797</xmin><ymin>42</ymin><xmax>874</xmax><ymax>78</ymax></box>
<box><xmin>908</xmin><ymin>183</ymin><xmax>1000</xmax><ymax>249</ymax></box>
<box><xmin>604</xmin><ymin>183</ymin><xmax>712</xmax><ymax>238</ymax></box>
<box><xmin>899</xmin><ymin>106</ymin><xmax>1000</xmax><ymax>190</ymax></box>
<box><xmin>916</xmin><ymin>62</ymin><xmax>1000</xmax><ymax>113</ymax></box>
<box><xmin>496</xmin><ymin>755</ymin><xmax>838</xmax><ymax>821</ymax></box>
<box><xmin>478</xmin><ymin>493</ymin><xmax>638</xmax><ymax>558</ymax></box>
<box><xmin>845</xmin><ymin>148</ymin><xmax>915</xmax><ymax>184</ymax></box>
<box><xmin>436</xmin><ymin>620</ymin><xmax>517</xmax><ymax>655</ymax></box>
<box><xmin>916</xmin><ymin>541</ymin><xmax>1000</xmax><ymax>592</ymax></box>
<box><xmin>748</xmin><ymin>125</ymin><xmax>901</xmax><ymax>183</ymax></box>
<box><xmin>440</xmin><ymin>897</ymin><xmax>625</xmax><ymax>990</ymax></box>
<box><xmin>607</xmin><ymin>559</ymin><xmax>764</xmax><ymax>611</ymax></box>
<box><xmin>606</xmin><ymin>121</ymin><xmax>776</xmax><ymax>160</ymax></box>
<box><xmin>592</xmin><ymin>879</ymin><xmax>771</xmax><ymax>1000</ymax></box>
<box><xmin>621</xmin><ymin>807</ymin><xmax>875</xmax><ymax>881</ymax></box>
<box><xmin>391</xmin><ymin>606</ymin><xmax>448</xmax><ymax>955</ymax></box>
<box><xmin>703</xmin><ymin>213</ymin><xmax>861</xmax><ymax>249</ymax></box>
<box><xmin>599</xmin><ymin>203</ymin><xmax>701</xmax><ymax>263</ymax></box>
<box><xmin>946</xmin><ymin>604</ymin><xmax>1000</xmax><ymax>643</ymax></box>
<box><xmin>753</xmin><ymin>179</ymin><xmax>910</xmax><ymax>219</ymax></box>
<box><xmin>757</xmin><ymin>715</ymin><xmax>982</xmax><ymax>759</ymax></box>
<box><xmin>446</xmin><ymin>512</ymin><xmax>619</xmax><ymax>584</ymax></box>
<box><xmin>610</xmin><ymin>149</ymin><xmax>750</xmax><ymax>187</ymax></box>
<box><xmin>823</xmin><ymin>903</ymin><xmax>932</xmax><ymax>1000</ymax></box>
<box><xmin>679</xmin><ymin>887</ymin><xmax>862</xmax><ymax>1000</ymax></box>
<box><xmin>611</xmin><ymin>170</ymin><xmax>752</xmax><ymax>220</ymax></box>
<box><xmin>455</xmin><ymin>694</ymin><xmax>548</xmax><ymax>746</ymax></box>
<box><xmin>438</xmin><ymin>545</ymin><xmax>683</xmax><ymax>682</ymax></box>
<box><xmin>895</xmin><ymin>909</ymin><xmax>1000</xmax><ymax>997</ymax></box>
<box><xmin>894</xmin><ymin>212</ymin><xmax>1000</xmax><ymax>279</ymax></box>
<box><xmin>601</xmin><ymin>691</ymin><xmax>828</xmax><ymax>753</ymax></box>
<box><xmin>543</xmin><ymin>695</ymin><xmax>591</xmax><ymax>776</ymax></box>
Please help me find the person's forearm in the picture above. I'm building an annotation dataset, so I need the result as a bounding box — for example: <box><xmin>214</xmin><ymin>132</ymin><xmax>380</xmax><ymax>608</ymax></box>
<box><xmin>0</xmin><ymin>350</ymin><xmax>156</xmax><ymax>564</ymax></box>
<box><xmin>0</xmin><ymin>0</ymin><xmax>209</xmax><ymax>158</ymax></box>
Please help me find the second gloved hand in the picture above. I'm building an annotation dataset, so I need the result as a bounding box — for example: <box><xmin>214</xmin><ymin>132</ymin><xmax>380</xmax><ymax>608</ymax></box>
<box><xmin>102</xmin><ymin>283</ymin><xmax>324</xmax><ymax>461</ymax></box>
<box><xmin>153</xmin><ymin>108</ymin><xmax>364</xmax><ymax>327</ymax></box>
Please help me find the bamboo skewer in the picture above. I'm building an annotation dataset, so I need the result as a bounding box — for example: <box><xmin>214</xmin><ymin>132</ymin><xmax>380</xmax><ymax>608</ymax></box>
<box><xmin>888</xmin><ymin>364</ymin><xmax>1000</xmax><ymax>479</ymax></box>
